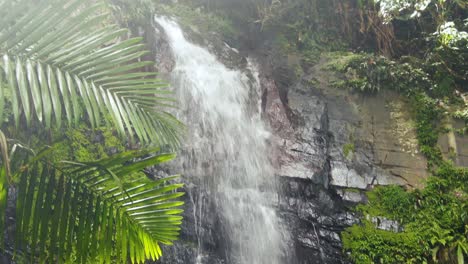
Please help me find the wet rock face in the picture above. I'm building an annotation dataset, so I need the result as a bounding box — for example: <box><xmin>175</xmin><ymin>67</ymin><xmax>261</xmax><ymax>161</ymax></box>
<box><xmin>262</xmin><ymin>74</ymin><xmax>356</xmax><ymax>264</ymax></box>
<box><xmin>278</xmin><ymin>177</ymin><xmax>356</xmax><ymax>264</ymax></box>
<box><xmin>260</xmin><ymin>53</ymin><xmax>429</xmax><ymax>262</ymax></box>
<box><xmin>269</xmin><ymin>76</ymin><xmax>419</xmax><ymax>192</ymax></box>
<box><xmin>270</xmin><ymin>79</ymin><xmax>330</xmax><ymax>187</ymax></box>
<box><xmin>144</xmin><ymin>20</ymin><xmax>357</xmax><ymax>263</ymax></box>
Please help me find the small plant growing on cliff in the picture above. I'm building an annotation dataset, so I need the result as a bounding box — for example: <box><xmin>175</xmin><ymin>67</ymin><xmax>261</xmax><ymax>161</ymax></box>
<box><xmin>343</xmin><ymin>143</ymin><xmax>355</xmax><ymax>159</ymax></box>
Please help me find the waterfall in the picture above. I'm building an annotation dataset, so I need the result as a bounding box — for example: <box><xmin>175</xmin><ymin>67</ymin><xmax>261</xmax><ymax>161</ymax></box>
<box><xmin>155</xmin><ymin>17</ymin><xmax>289</xmax><ymax>264</ymax></box>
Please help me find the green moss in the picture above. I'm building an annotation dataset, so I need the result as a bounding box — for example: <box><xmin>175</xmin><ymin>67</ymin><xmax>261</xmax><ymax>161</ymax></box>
<box><xmin>45</xmin><ymin>126</ymin><xmax>148</xmax><ymax>184</ymax></box>
<box><xmin>343</xmin><ymin>129</ymin><xmax>356</xmax><ymax>159</ymax></box>
<box><xmin>47</xmin><ymin>126</ymin><xmax>125</xmax><ymax>163</ymax></box>
<box><xmin>102</xmin><ymin>129</ymin><xmax>125</xmax><ymax>154</ymax></box>
<box><xmin>343</xmin><ymin>188</ymin><xmax>361</xmax><ymax>193</ymax></box>
<box><xmin>343</xmin><ymin>143</ymin><xmax>355</xmax><ymax>158</ymax></box>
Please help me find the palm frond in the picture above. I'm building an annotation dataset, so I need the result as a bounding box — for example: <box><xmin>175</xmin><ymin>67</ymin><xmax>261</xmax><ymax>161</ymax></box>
<box><xmin>14</xmin><ymin>149</ymin><xmax>184</xmax><ymax>263</ymax></box>
<box><xmin>0</xmin><ymin>0</ymin><xmax>183</xmax><ymax>149</ymax></box>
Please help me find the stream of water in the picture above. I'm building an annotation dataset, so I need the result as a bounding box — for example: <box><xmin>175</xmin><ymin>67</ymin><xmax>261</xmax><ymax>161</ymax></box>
<box><xmin>156</xmin><ymin>17</ymin><xmax>288</xmax><ymax>264</ymax></box>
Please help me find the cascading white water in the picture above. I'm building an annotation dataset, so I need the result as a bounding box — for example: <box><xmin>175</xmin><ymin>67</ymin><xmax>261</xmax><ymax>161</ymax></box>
<box><xmin>156</xmin><ymin>17</ymin><xmax>288</xmax><ymax>264</ymax></box>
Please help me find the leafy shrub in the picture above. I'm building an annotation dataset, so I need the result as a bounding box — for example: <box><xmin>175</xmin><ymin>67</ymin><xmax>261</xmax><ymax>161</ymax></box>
<box><xmin>342</xmin><ymin>221</ymin><xmax>428</xmax><ymax>264</ymax></box>
<box><xmin>410</xmin><ymin>92</ymin><xmax>443</xmax><ymax>166</ymax></box>
<box><xmin>337</xmin><ymin>54</ymin><xmax>433</xmax><ymax>93</ymax></box>
<box><xmin>357</xmin><ymin>185</ymin><xmax>416</xmax><ymax>222</ymax></box>
<box><xmin>344</xmin><ymin>163</ymin><xmax>468</xmax><ymax>263</ymax></box>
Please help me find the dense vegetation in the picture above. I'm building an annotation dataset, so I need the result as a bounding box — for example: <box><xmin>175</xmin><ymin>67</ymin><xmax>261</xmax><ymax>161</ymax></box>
<box><xmin>0</xmin><ymin>0</ymin><xmax>465</xmax><ymax>263</ymax></box>
<box><xmin>318</xmin><ymin>2</ymin><xmax>467</xmax><ymax>262</ymax></box>
<box><xmin>342</xmin><ymin>164</ymin><xmax>468</xmax><ymax>263</ymax></box>
<box><xmin>0</xmin><ymin>0</ymin><xmax>185</xmax><ymax>263</ymax></box>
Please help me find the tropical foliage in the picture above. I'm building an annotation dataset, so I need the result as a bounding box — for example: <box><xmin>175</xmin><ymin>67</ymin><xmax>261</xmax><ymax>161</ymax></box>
<box><xmin>343</xmin><ymin>164</ymin><xmax>468</xmax><ymax>263</ymax></box>
<box><xmin>10</xmin><ymin>147</ymin><xmax>184</xmax><ymax>263</ymax></box>
<box><xmin>0</xmin><ymin>0</ymin><xmax>183</xmax><ymax>147</ymax></box>
<box><xmin>0</xmin><ymin>0</ymin><xmax>185</xmax><ymax>263</ymax></box>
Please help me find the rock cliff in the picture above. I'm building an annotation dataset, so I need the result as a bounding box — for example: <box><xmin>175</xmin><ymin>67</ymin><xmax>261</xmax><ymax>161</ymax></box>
<box><xmin>133</xmin><ymin>13</ymin><xmax>431</xmax><ymax>263</ymax></box>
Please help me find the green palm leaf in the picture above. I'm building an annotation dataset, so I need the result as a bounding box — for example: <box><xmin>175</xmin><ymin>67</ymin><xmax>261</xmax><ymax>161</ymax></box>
<box><xmin>0</xmin><ymin>0</ymin><xmax>183</xmax><ymax>148</ymax></box>
<box><xmin>14</xmin><ymin>149</ymin><xmax>184</xmax><ymax>264</ymax></box>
